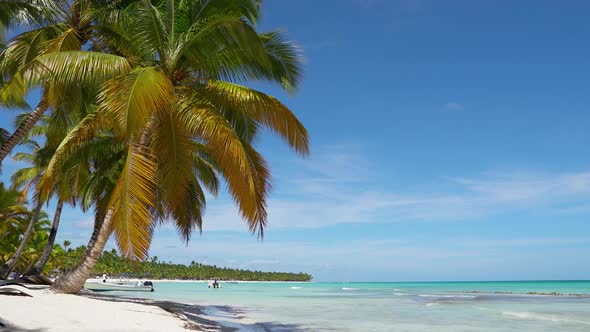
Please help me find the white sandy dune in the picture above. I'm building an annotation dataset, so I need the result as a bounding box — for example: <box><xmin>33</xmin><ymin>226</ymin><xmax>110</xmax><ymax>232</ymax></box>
<box><xmin>0</xmin><ymin>286</ymin><xmax>189</xmax><ymax>332</ymax></box>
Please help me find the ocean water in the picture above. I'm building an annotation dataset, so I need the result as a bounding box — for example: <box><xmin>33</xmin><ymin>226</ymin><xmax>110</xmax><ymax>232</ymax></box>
<box><xmin>106</xmin><ymin>280</ymin><xmax>590</xmax><ymax>331</ymax></box>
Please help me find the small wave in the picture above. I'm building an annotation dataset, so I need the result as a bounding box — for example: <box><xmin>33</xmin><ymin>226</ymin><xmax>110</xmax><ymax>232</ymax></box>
<box><xmin>393</xmin><ymin>289</ymin><xmax>401</xmax><ymax>291</ymax></box>
<box><xmin>425</xmin><ymin>303</ymin><xmax>439</xmax><ymax>307</ymax></box>
<box><xmin>393</xmin><ymin>292</ymin><xmax>410</xmax><ymax>296</ymax></box>
<box><xmin>418</xmin><ymin>294</ymin><xmax>476</xmax><ymax>299</ymax></box>
<box><xmin>341</xmin><ymin>287</ymin><xmax>359</xmax><ymax>291</ymax></box>
<box><xmin>290</xmin><ymin>286</ymin><xmax>302</xmax><ymax>289</ymax></box>
<box><xmin>502</xmin><ymin>311</ymin><xmax>565</xmax><ymax>323</ymax></box>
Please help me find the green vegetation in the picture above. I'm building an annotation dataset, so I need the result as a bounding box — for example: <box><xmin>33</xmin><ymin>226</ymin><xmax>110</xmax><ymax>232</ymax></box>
<box><xmin>0</xmin><ymin>183</ymin><xmax>66</xmax><ymax>275</ymax></box>
<box><xmin>62</xmin><ymin>246</ymin><xmax>312</xmax><ymax>282</ymax></box>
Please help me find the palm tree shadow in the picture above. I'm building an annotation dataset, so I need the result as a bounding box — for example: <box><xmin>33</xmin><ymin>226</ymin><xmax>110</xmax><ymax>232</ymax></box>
<box><xmin>87</xmin><ymin>294</ymin><xmax>315</xmax><ymax>331</ymax></box>
<box><xmin>0</xmin><ymin>318</ymin><xmax>44</xmax><ymax>332</ymax></box>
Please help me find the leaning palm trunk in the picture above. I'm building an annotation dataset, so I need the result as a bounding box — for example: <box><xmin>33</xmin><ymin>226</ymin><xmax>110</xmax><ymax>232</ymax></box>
<box><xmin>0</xmin><ymin>199</ymin><xmax>44</xmax><ymax>279</ymax></box>
<box><xmin>0</xmin><ymin>94</ymin><xmax>49</xmax><ymax>165</ymax></box>
<box><xmin>52</xmin><ymin>209</ymin><xmax>112</xmax><ymax>294</ymax></box>
<box><xmin>26</xmin><ymin>199</ymin><xmax>63</xmax><ymax>276</ymax></box>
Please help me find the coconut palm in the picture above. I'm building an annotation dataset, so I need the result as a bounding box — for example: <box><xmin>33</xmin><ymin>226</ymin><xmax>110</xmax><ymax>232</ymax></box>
<box><xmin>0</xmin><ymin>194</ymin><xmax>45</xmax><ymax>278</ymax></box>
<box><xmin>30</xmin><ymin>0</ymin><xmax>308</xmax><ymax>293</ymax></box>
<box><xmin>0</xmin><ymin>0</ymin><xmax>61</xmax><ymax>29</ymax></box>
<box><xmin>0</xmin><ymin>0</ymin><xmax>117</xmax><ymax>165</ymax></box>
<box><xmin>0</xmin><ymin>183</ymin><xmax>31</xmax><ymax>257</ymax></box>
<box><xmin>0</xmin><ymin>211</ymin><xmax>52</xmax><ymax>276</ymax></box>
<box><xmin>6</xmin><ymin>214</ymin><xmax>52</xmax><ymax>274</ymax></box>
<box><xmin>0</xmin><ymin>182</ymin><xmax>51</xmax><ymax>278</ymax></box>
<box><xmin>9</xmin><ymin>98</ymin><xmax>89</xmax><ymax>276</ymax></box>
<box><xmin>7</xmin><ymin>139</ymin><xmax>65</xmax><ymax>276</ymax></box>
<box><xmin>0</xmin><ymin>106</ymin><xmax>85</xmax><ymax>278</ymax></box>
<box><xmin>0</xmin><ymin>0</ymin><xmax>62</xmax><ymax>49</ymax></box>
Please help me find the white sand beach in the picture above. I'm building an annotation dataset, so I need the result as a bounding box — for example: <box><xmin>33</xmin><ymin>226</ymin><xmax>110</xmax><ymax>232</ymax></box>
<box><xmin>0</xmin><ymin>287</ymin><xmax>192</xmax><ymax>332</ymax></box>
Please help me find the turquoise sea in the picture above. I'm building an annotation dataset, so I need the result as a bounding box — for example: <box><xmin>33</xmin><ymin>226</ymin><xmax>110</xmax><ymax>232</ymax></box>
<box><xmin>108</xmin><ymin>280</ymin><xmax>590</xmax><ymax>331</ymax></box>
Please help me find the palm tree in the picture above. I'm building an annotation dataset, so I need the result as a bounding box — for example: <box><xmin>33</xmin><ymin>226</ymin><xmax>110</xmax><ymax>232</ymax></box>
<box><xmin>0</xmin><ymin>0</ymin><xmax>60</xmax><ymax>27</ymax></box>
<box><xmin>0</xmin><ymin>109</ymin><xmax>82</xmax><ymax>278</ymax></box>
<box><xmin>63</xmin><ymin>240</ymin><xmax>71</xmax><ymax>252</ymax></box>
<box><xmin>0</xmin><ymin>183</ymin><xmax>31</xmax><ymax>264</ymax></box>
<box><xmin>0</xmin><ymin>0</ymin><xmax>118</xmax><ymax>165</ymax></box>
<box><xmin>34</xmin><ymin>0</ymin><xmax>308</xmax><ymax>294</ymax></box>
<box><xmin>0</xmin><ymin>182</ymin><xmax>52</xmax><ymax>278</ymax></box>
<box><xmin>0</xmin><ymin>193</ymin><xmax>45</xmax><ymax>278</ymax></box>
<box><xmin>7</xmin><ymin>214</ymin><xmax>51</xmax><ymax>274</ymax></box>
<box><xmin>8</xmin><ymin>139</ymin><xmax>68</xmax><ymax>277</ymax></box>
<box><xmin>9</xmin><ymin>100</ymin><xmax>88</xmax><ymax>277</ymax></box>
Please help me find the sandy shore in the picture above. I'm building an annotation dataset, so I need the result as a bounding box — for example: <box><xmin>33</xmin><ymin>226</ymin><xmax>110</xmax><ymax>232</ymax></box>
<box><xmin>0</xmin><ymin>286</ymin><xmax>208</xmax><ymax>332</ymax></box>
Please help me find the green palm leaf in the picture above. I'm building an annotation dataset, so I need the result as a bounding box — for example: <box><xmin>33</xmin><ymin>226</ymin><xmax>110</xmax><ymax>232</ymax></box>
<box><xmin>99</xmin><ymin>66</ymin><xmax>173</xmax><ymax>138</ymax></box>
<box><xmin>177</xmin><ymin>100</ymin><xmax>265</xmax><ymax>232</ymax></box>
<box><xmin>203</xmin><ymin>81</ymin><xmax>309</xmax><ymax>156</ymax></box>
<box><xmin>22</xmin><ymin>50</ymin><xmax>131</xmax><ymax>87</ymax></box>
<box><xmin>109</xmin><ymin>144</ymin><xmax>157</xmax><ymax>261</ymax></box>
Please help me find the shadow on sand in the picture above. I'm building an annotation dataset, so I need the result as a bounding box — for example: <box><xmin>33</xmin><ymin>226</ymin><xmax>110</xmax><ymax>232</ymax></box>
<box><xmin>87</xmin><ymin>294</ymin><xmax>315</xmax><ymax>332</ymax></box>
<box><xmin>0</xmin><ymin>318</ymin><xmax>44</xmax><ymax>332</ymax></box>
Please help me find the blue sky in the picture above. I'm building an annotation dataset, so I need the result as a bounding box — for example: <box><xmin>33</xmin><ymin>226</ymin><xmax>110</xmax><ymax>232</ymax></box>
<box><xmin>2</xmin><ymin>0</ymin><xmax>590</xmax><ymax>281</ymax></box>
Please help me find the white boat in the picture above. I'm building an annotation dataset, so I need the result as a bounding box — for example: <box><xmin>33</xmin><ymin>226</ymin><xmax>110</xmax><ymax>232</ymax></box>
<box><xmin>85</xmin><ymin>278</ymin><xmax>154</xmax><ymax>292</ymax></box>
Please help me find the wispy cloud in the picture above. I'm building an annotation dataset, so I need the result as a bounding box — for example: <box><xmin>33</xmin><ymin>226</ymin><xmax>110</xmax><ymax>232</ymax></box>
<box><xmin>149</xmin><ymin>233</ymin><xmax>590</xmax><ymax>281</ymax></box>
<box><xmin>197</xmin><ymin>146</ymin><xmax>590</xmax><ymax>232</ymax></box>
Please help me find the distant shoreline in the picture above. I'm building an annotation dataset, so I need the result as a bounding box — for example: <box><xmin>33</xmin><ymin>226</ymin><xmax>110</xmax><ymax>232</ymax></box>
<box><xmin>87</xmin><ymin>278</ymin><xmax>312</xmax><ymax>283</ymax></box>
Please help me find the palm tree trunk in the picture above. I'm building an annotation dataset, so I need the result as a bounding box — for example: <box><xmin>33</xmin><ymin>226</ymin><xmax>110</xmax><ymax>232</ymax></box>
<box><xmin>51</xmin><ymin>209</ymin><xmax>113</xmax><ymax>294</ymax></box>
<box><xmin>26</xmin><ymin>199</ymin><xmax>63</xmax><ymax>276</ymax></box>
<box><xmin>0</xmin><ymin>199</ymin><xmax>43</xmax><ymax>279</ymax></box>
<box><xmin>0</xmin><ymin>93</ymin><xmax>49</xmax><ymax>165</ymax></box>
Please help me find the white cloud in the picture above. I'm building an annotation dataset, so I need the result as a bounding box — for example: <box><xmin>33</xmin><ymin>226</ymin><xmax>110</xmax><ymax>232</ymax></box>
<box><xmin>148</xmin><ymin>234</ymin><xmax>590</xmax><ymax>281</ymax></box>
<box><xmin>197</xmin><ymin>146</ymin><xmax>590</xmax><ymax>232</ymax></box>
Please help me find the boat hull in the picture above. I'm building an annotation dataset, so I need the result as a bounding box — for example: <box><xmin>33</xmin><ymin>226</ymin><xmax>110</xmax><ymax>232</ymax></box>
<box><xmin>85</xmin><ymin>282</ymin><xmax>154</xmax><ymax>292</ymax></box>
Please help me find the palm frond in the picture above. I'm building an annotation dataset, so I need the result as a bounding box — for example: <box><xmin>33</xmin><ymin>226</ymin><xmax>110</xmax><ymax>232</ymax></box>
<box><xmin>125</xmin><ymin>0</ymin><xmax>168</xmax><ymax>59</ymax></box>
<box><xmin>0</xmin><ymin>25</ymin><xmax>64</xmax><ymax>76</ymax></box>
<box><xmin>257</xmin><ymin>30</ymin><xmax>304</xmax><ymax>93</ymax></box>
<box><xmin>10</xmin><ymin>167</ymin><xmax>38</xmax><ymax>190</ymax></box>
<box><xmin>174</xmin><ymin>14</ymin><xmax>268</xmax><ymax>78</ymax></box>
<box><xmin>22</xmin><ymin>51</ymin><xmax>131</xmax><ymax>88</ymax></box>
<box><xmin>38</xmin><ymin>111</ymin><xmax>104</xmax><ymax>201</ymax></box>
<box><xmin>151</xmin><ymin>109</ymin><xmax>196</xmax><ymax>217</ymax></box>
<box><xmin>204</xmin><ymin>81</ymin><xmax>309</xmax><ymax>156</ymax></box>
<box><xmin>190</xmin><ymin>0</ymin><xmax>259</xmax><ymax>27</ymax></box>
<box><xmin>177</xmin><ymin>100</ymin><xmax>266</xmax><ymax>232</ymax></box>
<box><xmin>98</xmin><ymin>66</ymin><xmax>173</xmax><ymax>138</ymax></box>
<box><xmin>40</xmin><ymin>27</ymin><xmax>81</xmax><ymax>53</ymax></box>
<box><xmin>191</xmin><ymin>144</ymin><xmax>220</xmax><ymax>196</ymax></box>
<box><xmin>108</xmin><ymin>143</ymin><xmax>157</xmax><ymax>261</ymax></box>
<box><xmin>170</xmin><ymin>177</ymin><xmax>206</xmax><ymax>242</ymax></box>
<box><xmin>0</xmin><ymin>72</ymin><xmax>29</xmax><ymax>108</ymax></box>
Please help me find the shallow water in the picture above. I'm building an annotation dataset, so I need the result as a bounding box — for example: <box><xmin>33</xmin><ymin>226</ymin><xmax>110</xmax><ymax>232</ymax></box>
<box><xmin>106</xmin><ymin>280</ymin><xmax>590</xmax><ymax>331</ymax></box>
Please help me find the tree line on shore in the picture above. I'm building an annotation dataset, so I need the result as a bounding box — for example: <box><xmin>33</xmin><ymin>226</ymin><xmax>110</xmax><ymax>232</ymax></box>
<box><xmin>0</xmin><ymin>0</ymin><xmax>309</xmax><ymax>292</ymax></box>
<box><xmin>79</xmin><ymin>247</ymin><xmax>312</xmax><ymax>281</ymax></box>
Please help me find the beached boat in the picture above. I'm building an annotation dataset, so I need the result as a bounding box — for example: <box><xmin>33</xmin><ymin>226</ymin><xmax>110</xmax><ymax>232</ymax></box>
<box><xmin>85</xmin><ymin>279</ymin><xmax>154</xmax><ymax>292</ymax></box>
